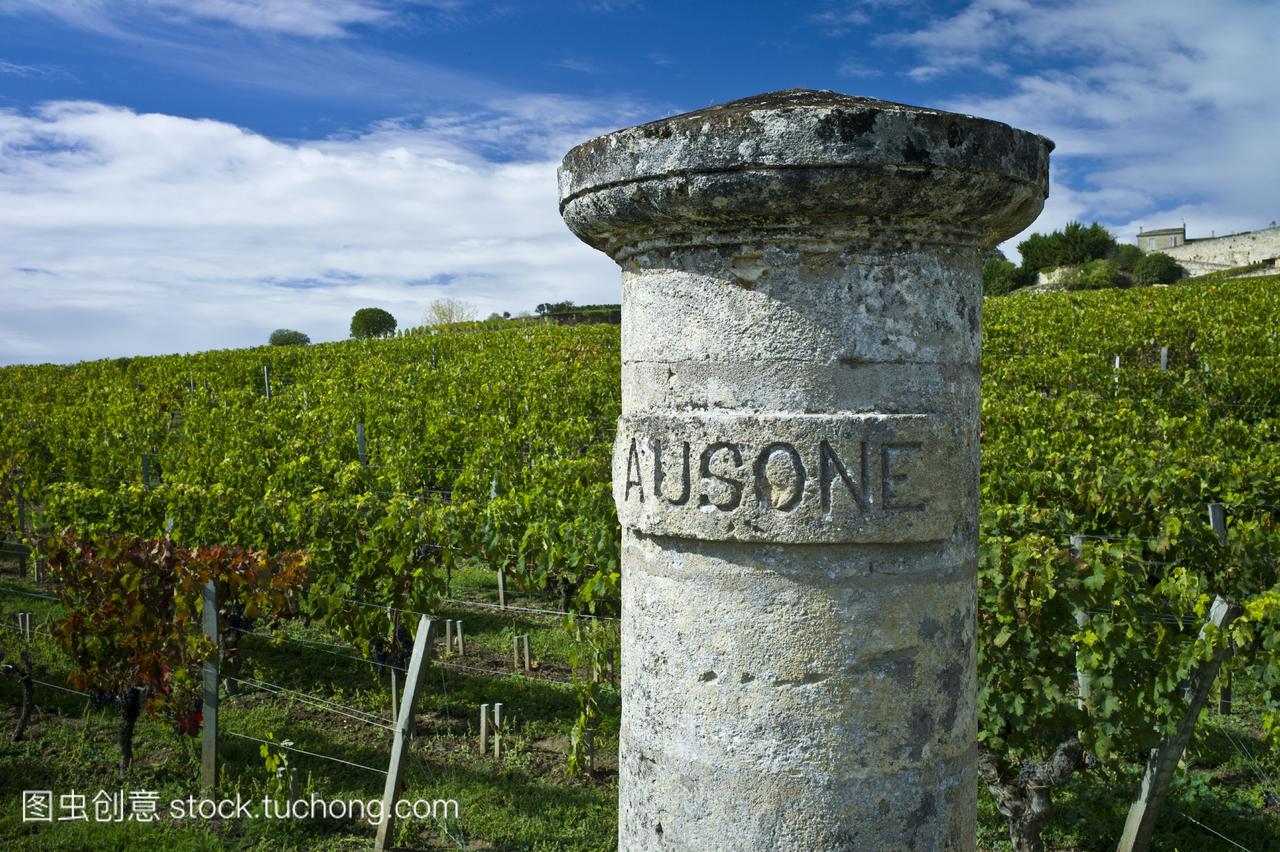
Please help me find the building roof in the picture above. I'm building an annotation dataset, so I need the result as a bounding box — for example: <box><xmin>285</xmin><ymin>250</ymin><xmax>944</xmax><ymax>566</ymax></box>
<box><xmin>1137</xmin><ymin>227</ymin><xmax>1185</xmax><ymax>236</ymax></box>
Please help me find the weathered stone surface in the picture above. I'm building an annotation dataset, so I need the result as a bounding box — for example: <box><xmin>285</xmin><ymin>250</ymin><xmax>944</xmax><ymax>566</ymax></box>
<box><xmin>558</xmin><ymin>88</ymin><xmax>1050</xmax><ymax>851</ymax></box>
<box><xmin>614</xmin><ymin>412</ymin><xmax>970</xmax><ymax>543</ymax></box>
<box><xmin>560</xmin><ymin>89</ymin><xmax>1051</xmax><ymax>262</ymax></box>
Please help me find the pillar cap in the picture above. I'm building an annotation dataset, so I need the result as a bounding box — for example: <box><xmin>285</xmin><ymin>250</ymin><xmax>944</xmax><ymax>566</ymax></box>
<box><xmin>559</xmin><ymin>88</ymin><xmax>1052</xmax><ymax>258</ymax></box>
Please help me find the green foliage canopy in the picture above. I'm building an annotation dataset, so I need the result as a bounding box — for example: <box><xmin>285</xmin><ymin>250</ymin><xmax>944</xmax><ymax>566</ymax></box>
<box><xmin>982</xmin><ymin>257</ymin><xmax>1022</xmax><ymax>296</ymax></box>
<box><xmin>268</xmin><ymin>329</ymin><xmax>310</xmax><ymax>346</ymax></box>
<box><xmin>1017</xmin><ymin>221</ymin><xmax>1117</xmax><ymax>275</ymax></box>
<box><xmin>1112</xmin><ymin>243</ymin><xmax>1144</xmax><ymax>273</ymax></box>
<box><xmin>536</xmin><ymin>300</ymin><xmax>575</xmax><ymax>316</ymax></box>
<box><xmin>1133</xmin><ymin>251</ymin><xmax>1185</xmax><ymax>285</ymax></box>
<box><xmin>350</xmin><ymin>307</ymin><xmax>397</xmax><ymax>339</ymax></box>
<box><xmin>1059</xmin><ymin>258</ymin><xmax>1121</xmax><ymax>291</ymax></box>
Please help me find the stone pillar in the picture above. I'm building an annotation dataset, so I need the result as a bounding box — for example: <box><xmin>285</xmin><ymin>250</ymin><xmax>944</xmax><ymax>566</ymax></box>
<box><xmin>558</xmin><ymin>89</ymin><xmax>1050</xmax><ymax>851</ymax></box>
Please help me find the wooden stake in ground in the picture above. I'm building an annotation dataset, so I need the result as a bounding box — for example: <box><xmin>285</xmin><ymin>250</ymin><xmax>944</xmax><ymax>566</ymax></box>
<box><xmin>12</xmin><ymin>650</ymin><xmax>33</xmax><ymax>742</ymax></box>
<box><xmin>1069</xmin><ymin>534</ymin><xmax>1093</xmax><ymax>709</ymax></box>
<box><xmin>1116</xmin><ymin>595</ymin><xmax>1242</xmax><ymax>852</ymax></box>
<box><xmin>14</xmin><ymin>471</ymin><xmax>30</xmax><ymax>577</ymax></box>
<box><xmin>1208</xmin><ymin>502</ymin><xmax>1227</xmax><ymax>546</ymax></box>
<box><xmin>201</xmin><ymin>580</ymin><xmax>219</xmax><ymax>791</ymax></box>
<box><xmin>492</xmin><ymin>703</ymin><xmax>503</xmax><ymax>759</ymax></box>
<box><xmin>388</xmin><ymin>612</ymin><xmax>400</xmax><ymax>725</ymax></box>
<box><xmin>374</xmin><ymin>615</ymin><xmax>438</xmax><ymax>852</ymax></box>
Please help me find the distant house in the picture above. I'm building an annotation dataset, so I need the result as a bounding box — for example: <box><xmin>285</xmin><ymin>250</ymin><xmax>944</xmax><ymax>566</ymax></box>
<box><xmin>1136</xmin><ymin>226</ymin><xmax>1186</xmax><ymax>251</ymax></box>
<box><xmin>1137</xmin><ymin>222</ymin><xmax>1280</xmax><ymax>276</ymax></box>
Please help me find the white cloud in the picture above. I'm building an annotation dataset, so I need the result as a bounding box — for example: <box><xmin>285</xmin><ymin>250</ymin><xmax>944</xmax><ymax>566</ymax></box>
<box><xmin>1</xmin><ymin>1</ymin><xmax>510</xmax><ymax>111</ymax></box>
<box><xmin>809</xmin><ymin>8</ymin><xmax>869</xmax><ymax>35</ymax></box>
<box><xmin>885</xmin><ymin>0</ymin><xmax>1280</xmax><ymax>252</ymax></box>
<box><xmin>142</xmin><ymin>0</ymin><xmax>394</xmax><ymax>37</ymax></box>
<box><xmin>0</xmin><ymin>0</ymin><xmax>463</xmax><ymax>39</ymax></box>
<box><xmin>0</xmin><ymin>99</ymin><xmax>635</xmax><ymax>364</ymax></box>
<box><xmin>0</xmin><ymin>59</ymin><xmax>50</xmax><ymax>76</ymax></box>
<box><xmin>837</xmin><ymin>58</ymin><xmax>883</xmax><ymax>78</ymax></box>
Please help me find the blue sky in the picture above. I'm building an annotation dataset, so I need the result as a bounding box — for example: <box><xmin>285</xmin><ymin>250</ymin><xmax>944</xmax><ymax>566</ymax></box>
<box><xmin>1</xmin><ymin>0</ymin><xmax>1277</xmax><ymax>364</ymax></box>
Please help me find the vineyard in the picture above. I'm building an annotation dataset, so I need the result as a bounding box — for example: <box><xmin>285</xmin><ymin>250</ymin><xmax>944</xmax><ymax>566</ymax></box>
<box><xmin>2</xmin><ymin>274</ymin><xmax>1280</xmax><ymax>850</ymax></box>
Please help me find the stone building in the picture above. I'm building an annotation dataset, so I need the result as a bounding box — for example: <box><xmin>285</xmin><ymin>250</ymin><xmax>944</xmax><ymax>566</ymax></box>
<box><xmin>1139</xmin><ymin>222</ymin><xmax>1280</xmax><ymax>276</ymax></box>
<box><xmin>1136</xmin><ymin>226</ymin><xmax>1185</xmax><ymax>251</ymax></box>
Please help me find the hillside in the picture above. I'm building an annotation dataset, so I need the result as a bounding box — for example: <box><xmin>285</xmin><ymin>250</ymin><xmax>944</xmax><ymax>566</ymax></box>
<box><xmin>2</xmin><ymin>274</ymin><xmax>1279</xmax><ymax>849</ymax></box>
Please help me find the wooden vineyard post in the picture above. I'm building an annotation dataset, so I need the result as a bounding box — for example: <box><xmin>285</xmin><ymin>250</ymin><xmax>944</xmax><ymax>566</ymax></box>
<box><xmin>1220</xmin><ymin>639</ymin><xmax>1235</xmax><ymax>716</ymax></box>
<box><xmin>492</xmin><ymin>702</ymin><xmax>503</xmax><ymax>759</ymax></box>
<box><xmin>201</xmin><ymin>579</ymin><xmax>219</xmax><ymax>792</ymax></box>
<box><xmin>1069</xmin><ymin>534</ymin><xmax>1093</xmax><ymax>709</ymax></box>
<box><xmin>497</xmin><ymin>568</ymin><xmax>506</xmax><ymax>609</ymax></box>
<box><xmin>1206</xmin><ymin>502</ymin><xmax>1234</xmax><ymax>713</ymax></box>
<box><xmin>14</xmin><ymin>469</ymin><xmax>30</xmax><ymax>577</ymax></box>
<box><xmin>13</xmin><ymin>649</ymin><xmax>34</xmax><ymax>742</ymax></box>
<box><xmin>389</xmin><ymin>611</ymin><xmax>400</xmax><ymax>726</ymax></box>
<box><xmin>1208</xmin><ymin>502</ymin><xmax>1227</xmax><ymax>546</ymax></box>
<box><xmin>374</xmin><ymin>615</ymin><xmax>438</xmax><ymax>852</ymax></box>
<box><xmin>357</xmin><ymin>423</ymin><xmax>367</xmax><ymax>465</ymax></box>
<box><xmin>443</xmin><ymin>619</ymin><xmax>463</xmax><ymax>656</ymax></box>
<box><xmin>263</xmin><ymin>365</ymin><xmax>271</xmax><ymax>399</ymax></box>
<box><xmin>478</xmin><ymin>704</ymin><xmax>505</xmax><ymax>758</ymax></box>
<box><xmin>1116</xmin><ymin>595</ymin><xmax>1242</xmax><ymax>852</ymax></box>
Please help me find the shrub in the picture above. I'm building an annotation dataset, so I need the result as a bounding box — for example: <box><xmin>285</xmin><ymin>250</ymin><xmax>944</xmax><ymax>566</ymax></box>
<box><xmin>982</xmin><ymin>258</ymin><xmax>1022</xmax><ymax>296</ymax></box>
<box><xmin>1111</xmin><ymin>243</ymin><xmax>1144</xmax><ymax>273</ymax></box>
<box><xmin>268</xmin><ymin>329</ymin><xmax>310</xmax><ymax>346</ymax></box>
<box><xmin>350</xmin><ymin>307</ymin><xmax>397</xmax><ymax>339</ymax></box>
<box><xmin>1059</xmin><ymin>259</ymin><xmax>1121</xmax><ymax>291</ymax></box>
<box><xmin>1133</xmin><ymin>252</ymin><xmax>1184</xmax><ymax>285</ymax></box>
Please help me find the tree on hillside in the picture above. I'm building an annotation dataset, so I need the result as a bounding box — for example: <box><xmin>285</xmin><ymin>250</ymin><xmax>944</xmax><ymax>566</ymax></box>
<box><xmin>268</xmin><ymin>329</ymin><xmax>310</xmax><ymax>346</ymax></box>
<box><xmin>1017</xmin><ymin>221</ymin><xmax>1116</xmax><ymax>276</ymax></box>
<box><xmin>1112</xmin><ymin>243</ymin><xmax>1144</xmax><ymax>273</ymax></box>
<box><xmin>424</xmin><ymin>297</ymin><xmax>478</xmax><ymax>326</ymax></box>
<box><xmin>536</xmin><ymin>300</ymin><xmax>575</xmax><ymax>316</ymax></box>
<box><xmin>350</xmin><ymin>307</ymin><xmax>397</xmax><ymax>339</ymax></box>
<box><xmin>1133</xmin><ymin>252</ymin><xmax>1184</xmax><ymax>285</ymax></box>
<box><xmin>982</xmin><ymin>257</ymin><xmax>1022</xmax><ymax>296</ymax></box>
